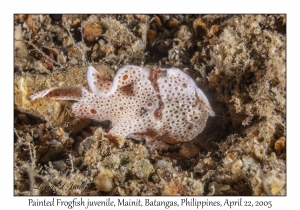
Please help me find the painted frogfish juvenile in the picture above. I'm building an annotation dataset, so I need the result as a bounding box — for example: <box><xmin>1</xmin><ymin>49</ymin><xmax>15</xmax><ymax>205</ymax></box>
<box><xmin>30</xmin><ymin>65</ymin><xmax>214</xmax><ymax>144</ymax></box>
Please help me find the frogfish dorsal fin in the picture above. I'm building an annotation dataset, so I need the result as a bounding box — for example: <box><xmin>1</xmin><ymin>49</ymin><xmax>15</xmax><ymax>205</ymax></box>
<box><xmin>87</xmin><ymin>66</ymin><xmax>114</xmax><ymax>97</ymax></box>
<box><xmin>87</xmin><ymin>65</ymin><xmax>145</xmax><ymax>98</ymax></box>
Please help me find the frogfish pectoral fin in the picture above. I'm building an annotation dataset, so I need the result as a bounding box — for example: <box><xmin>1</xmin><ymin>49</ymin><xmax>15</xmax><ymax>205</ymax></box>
<box><xmin>29</xmin><ymin>85</ymin><xmax>84</xmax><ymax>101</ymax></box>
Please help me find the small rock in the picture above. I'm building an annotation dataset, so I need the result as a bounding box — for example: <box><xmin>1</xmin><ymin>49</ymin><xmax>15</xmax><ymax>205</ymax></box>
<box><xmin>177</xmin><ymin>25</ymin><xmax>192</xmax><ymax>42</ymax></box>
<box><xmin>49</xmin><ymin>14</ymin><xmax>62</xmax><ymax>21</ymax></box>
<box><xmin>231</xmin><ymin>159</ymin><xmax>243</xmax><ymax>175</ymax></box>
<box><xmin>104</xmin><ymin>133</ymin><xmax>125</xmax><ymax>148</ymax></box>
<box><xmin>27</xmin><ymin>14</ymin><xmax>38</xmax><ymax>33</ymax></box>
<box><xmin>83</xmin><ymin>22</ymin><xmax>102</xmax><ymax>42</ymax></box>
<box><xmin>78</xmin><ymin>138</ymin><xmax>94</xmax><ymax>156</ymax></box>
<box><xmin>15</xmin><ymin>14</ymin><xmax>28</xmax><ymax>23</ymax></box>
<box><xmin>274</xmin><ymin>137</ymin><xmax>286</xmax><ymax>158</ymax></box>
<box><xmin>179</xmin><ymin>142</ymin><xmax>200</xmax><ymax>158</ymax></box>
<box><xmin>193</xmin><ymin>18</ymin><xmax>208</xmax><ymax>36</ymax></box>
<box><xmin>147</xmin><ymin>29</ymin><xmax>157</xmax><ymax>44</ymax></box>
<box><xmin>208</xmin><ymin>181</ymin><xmax>230</xmax><ymax>195</ymax></box>
<box><xmin>209</xmin><ymin>25</ymin><xmax>219</xmax><ymax>36</ymax></box>
<box><xmin>94</xmin><ymin>168</ymin><xmax>114</xmax><ymax>192</ymax></box>
<box><xmin>166</xmin><ymin>18</ymin><xmax>178</xmax><ymax>29</ymax></box>
<box><xmin>52</xmin><ymin>160</ymin><xmax>67</xmax><ymax>172</ymax></box>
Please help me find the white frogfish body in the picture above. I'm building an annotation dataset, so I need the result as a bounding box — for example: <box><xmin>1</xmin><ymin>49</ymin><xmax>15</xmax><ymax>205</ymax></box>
<box><xmin>30</xmin><ymin>65</ymin><xmax>214</xmax><ymax>144</ymax></box>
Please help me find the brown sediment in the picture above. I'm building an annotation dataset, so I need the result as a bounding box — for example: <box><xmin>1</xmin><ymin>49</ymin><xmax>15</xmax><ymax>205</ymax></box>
<box><xmin>148</xmin><ymin>68</ymin><xmax>161</xmax><ymax>92</ymax></box>
<box><xmin>148</xmin><ymin>68</ymin><xmax>165</xmax><ymax>120</ymax></box>
<box><xmin>154</xmin><ymin>95</ymin><xmax>164</xmax><ymax>120</ymax></box>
